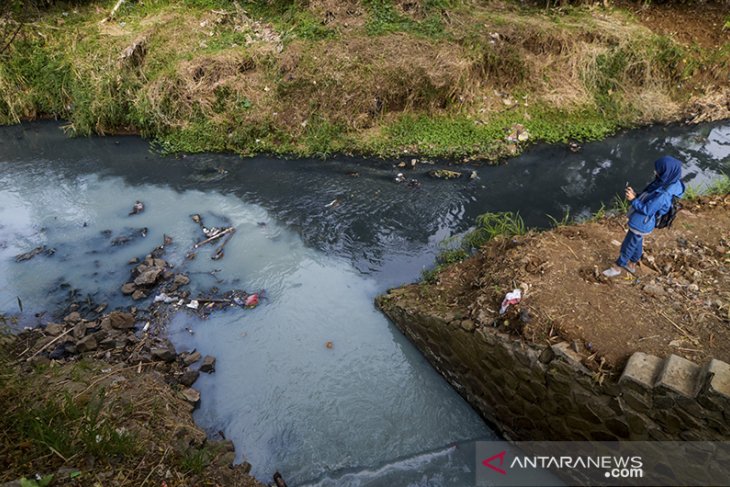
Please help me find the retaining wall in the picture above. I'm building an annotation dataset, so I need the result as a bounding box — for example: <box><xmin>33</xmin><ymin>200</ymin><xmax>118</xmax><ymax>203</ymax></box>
<box><xmin>376</xmin><ymin>289</ymin><xmax>730</xmax><ymax>444</ymax></box>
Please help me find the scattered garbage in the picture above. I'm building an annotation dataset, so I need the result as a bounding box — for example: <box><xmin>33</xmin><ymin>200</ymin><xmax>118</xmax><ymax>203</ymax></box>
<box><xmin>129</xmin><ymin>200</ymin><xmax>144</xmax><ymax>216</ymax></box>
<box><xmin>499</xmin><ymin>289</ymin><xmax>522</xmax><ymax>315</ymax></box>
<box><xmin>154</xmin><ymin>293</ymin><xmax>176</xmax><ymax>304</ymax></box>
<box><xmin>506</xmin><ymin>123</ymin><xmax>529</xmax><ymax>143</ymax></box>
<box><xmin>325</xmin><ymin>341</ymin><xmax>334</xmax><ymax>349</ymax></box>
<box><xmin>190</xmin><ymin>213</ymin><xmax>235</xmax><ymax>260</ymax></box>
<box><xmin>395</xmin><ymin>173</ymin><xmax>406</xmax><ymax>183</ymax></box>
<box><xmin>186</xmin><ymin>300</ymin><xmax>200</xmax><ymax>310</ymax></box>
<box><xmin>325</xmin><ymin>197</ymin><xmax>342</xmax><ymax>209</ymax></box>
<box><xmin>428</xmin><ymin>169</ymin><xmax>462</xmax><ymax>180</ymax></box>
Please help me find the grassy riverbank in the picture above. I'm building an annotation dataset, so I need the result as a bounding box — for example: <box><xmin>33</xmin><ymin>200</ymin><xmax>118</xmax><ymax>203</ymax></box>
<box><xmin>1</xmin><ymin>0</ymin><xmax>728</xmax><ymax>160</ymax></box>
<box><xmin>0</xmin><ymin>332</ymin><xmax>263</xmax><ymax>486</ymax></box>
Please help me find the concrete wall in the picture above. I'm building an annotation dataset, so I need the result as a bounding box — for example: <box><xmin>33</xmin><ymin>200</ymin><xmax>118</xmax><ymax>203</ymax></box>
<box><xmin>377</xmin><ymin>290</ymin><xmax>730</xmax><ymax>444</ymax></box>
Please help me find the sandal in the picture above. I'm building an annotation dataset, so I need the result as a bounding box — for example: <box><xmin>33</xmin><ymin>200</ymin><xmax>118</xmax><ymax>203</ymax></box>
<box><xmin>602</xmin><ymin>267</ymin><xmax>621</xmax><ymax>278</ymax></box>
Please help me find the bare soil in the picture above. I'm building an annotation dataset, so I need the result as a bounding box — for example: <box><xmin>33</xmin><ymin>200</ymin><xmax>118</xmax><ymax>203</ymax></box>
<box><xmin>625</xmin><ymin>2</ymin><xmax>730</xmax><ymax>49</ymax></box>
<box><xmin>422</xmin><ymin>195</ymin><xmax>730</xmax><ymax>370</ymax></box>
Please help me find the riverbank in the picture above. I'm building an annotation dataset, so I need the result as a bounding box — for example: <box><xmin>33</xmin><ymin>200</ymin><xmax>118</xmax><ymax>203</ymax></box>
<box><xmin>1</xmin><ymin>1</ymin><xmax>728</xmax><ymax>161</ymax></box>
<box><xmin>376</xmin><ymin>190</ymin><xmax>730</xmax><ymax>446</ymax></box>
<box><xmin>378</xmin><ymin>188</ymin><xmax>730</xmax><ymax>373</ymax></box>
<box><xmin>0</xmin><ymin>246</ymin><xmax>266</xmax><ymax>486</ymax></box>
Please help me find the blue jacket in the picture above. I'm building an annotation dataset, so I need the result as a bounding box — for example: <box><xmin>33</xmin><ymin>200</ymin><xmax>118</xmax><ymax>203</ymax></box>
<box><xmin>627</xmin><ymin>180</ymin><xmax>685</xmax><ymax>234</ymax></box>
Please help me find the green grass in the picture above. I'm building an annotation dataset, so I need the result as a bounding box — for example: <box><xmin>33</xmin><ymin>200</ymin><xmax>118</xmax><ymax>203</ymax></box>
<box><xmin>363</xmin><ymin>0</ymin><xmax>450</xmax><ymax>38</ymax></box>
<box><xmin>422</xmin><ymin>211</ymin><xmax>527</xmax><ymax>282</ymax></box>
<box><xmin>178</xmin><ymin>447</ymin><xmax>212</xmax><ymax>475</ymax></box>
<box><xmin>2</xmin><ymin>387</ymin><xmax>138</xmax><ymax>463</ymax></box>
<box><xmin>463</xmin><ymin>212</ymin><xmax>527</xmax><ymax>250</ymax></box>
<box><xmin>686</xmin><ymin>174</ymin><xmax>730</xmax><ymax>199</ymax></box>
<box><xmin>547</xmin><ymin>208</ymin><xmax>572</xmax><ymax>227</ymax></box>
<box><xmin>370</xmin><ymin>107</ymin><xmax>619</xmax><ymax>159</ymax></box>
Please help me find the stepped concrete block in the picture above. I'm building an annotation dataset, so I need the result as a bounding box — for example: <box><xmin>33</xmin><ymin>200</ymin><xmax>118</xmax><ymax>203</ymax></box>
<box><xmin>656</xmin><ymin>354</ymin><xmax>701</xmax><ymax>398</ymax></box>
<box><xmin>551</xmin><ymin>342</ymin><xmax>590</xmax><ymax>374</ymax></box>
<box><xmin>619</xmin><ymin>352</ymin><xmax>663</xmax><ymax>389</ymax></box>
<box><xmin>703</xmin><ymin>359</ymin><xmax>730</xmax><ymax>399</ymax></box>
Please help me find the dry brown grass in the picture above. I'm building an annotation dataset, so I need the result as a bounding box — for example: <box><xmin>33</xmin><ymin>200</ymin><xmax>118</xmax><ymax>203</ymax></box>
<box><xmin>277</xmin><ymin>34</ymin><xmax>472</xmax><ymax>129</ymax></box>
<box><xmin>0</xmin><ymin>350</ymin><xmax>263</xmax><ymax>486</ymax></box>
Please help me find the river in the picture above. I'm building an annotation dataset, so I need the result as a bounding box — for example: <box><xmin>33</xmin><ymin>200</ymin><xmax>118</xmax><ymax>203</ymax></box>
<box><xmin>0</xmin><ymin>120</ymin><xmax>727</xmax><ymax>486</ymax></box>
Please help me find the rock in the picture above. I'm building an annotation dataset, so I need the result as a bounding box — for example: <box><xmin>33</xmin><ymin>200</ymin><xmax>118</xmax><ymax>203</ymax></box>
<box><xmin>151</xmin><ymin>346</ymin><xmax>176</xmax><ymax>363</ymax></box>
<box><xmin>64</xmin><ymin>312</ymin><xmax>81</xmax><ymax>323</ymax></box>
<box><xmin>181</xmin><ymin>387</ymin><xmax>200</xmax><ymax>404</ymax></box>
<box><xmin>29</xmin><ymin>355</ymin><xmax>51</xmax><ymax>367</ymax></box>
<box><xmin>121</xmin><ymin>282</ymin><xmax>136</xmax><ymax>295</ymax></box>
<box><xmin>181</xmin><ymin>351</ymin><xmax>201</xmax><ymax>367</ymax></box>
<box><xmin>173</xmin><ymin>274</ymin><xmax>190</xmax><ymax>287</ymax></box>
<box><xmin>200</xmin><ymin>355</ymin><xmax>216</xmax><ymax>374</ymax></box>
<box><xmin>99</xmin><ymin>337</ymin><xmax>119</xmax><ymax>350</ymax></box>
<box><xmin>216</xmin><ymin>451</ymin><xmax>236</xmax><ymax>467</ymax></box>
<box><xmin>44</xmin><ymin>323</ymin><xmax>65</xmax><ymax>336</ymax></box>
<box><xmin>76</xmin><ymin>334</ymin><xmax>98</xmax><ymax>353</ymax></box>
<box><xmin>100</xmin><ymin>317</ymin><xmax>113</xmax><ymax>331</ymax></box>
<box><xmin>109</xmin><ymin>311</ymin><xmax>135</xmax><ymax>330</ymax></box>
<box><xmin>128</xmin><ymin>257</ymin><xmax>139</xmax><ymax>265</ymax></box>
<box><xmin>643</xmin><ymin>283</ymin><xmax>666</xmax><ymax>298</ymax></box>
<box><xmin>134</xmin><ymin>267</ymin><xmax>163</xmax><ymax>286</ymax></box>
<box><xmin>460</xmin><ymin>319</ymin><xmax>476</xmax><ymax>332</ymax></box>
<box><xmin>179</xmin><ymin>369</ymin><xmax>200</xmax><ymax>387</ymax></box>
<box><xmin>72</xmin><ymin>322</ymin><xmax>87</xmax><ymax>339</ymax></box>
<box><xmin>132</xmin><ymin>290</ymin><xmax>147</xmax><ymax>301</ymax></box>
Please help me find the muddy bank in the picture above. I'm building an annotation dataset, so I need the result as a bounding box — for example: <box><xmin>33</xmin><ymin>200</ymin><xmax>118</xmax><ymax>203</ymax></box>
<box><xmin>0</xmin><ymin>233</ymin><xmax>268</xmax><ymax>486</ymax></box>
<box><xmin>376</xmin><ymin>193</ymin><xmax>730</xmax><ymax>445</ymax></box>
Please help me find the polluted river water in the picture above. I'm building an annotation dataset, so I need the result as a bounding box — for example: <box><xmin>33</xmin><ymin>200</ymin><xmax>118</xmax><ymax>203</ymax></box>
<box><xmin>0</xmin><ymin>121</ymin><xmax>728</xmax><ymax>486</ymax></box>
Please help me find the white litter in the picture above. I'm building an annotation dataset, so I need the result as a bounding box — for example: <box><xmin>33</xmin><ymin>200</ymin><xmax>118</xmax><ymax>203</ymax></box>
<box><xmin>499</xmin><ymin>289</ymin><xmax>522</xmax><ymax>315</ymax></box>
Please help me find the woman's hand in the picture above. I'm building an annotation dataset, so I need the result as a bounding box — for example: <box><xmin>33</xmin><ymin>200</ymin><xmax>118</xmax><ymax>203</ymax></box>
<box><xmin>625</xmin><ymin>186</ymin><xmax>636</xmax><ymax>201</ymax></box>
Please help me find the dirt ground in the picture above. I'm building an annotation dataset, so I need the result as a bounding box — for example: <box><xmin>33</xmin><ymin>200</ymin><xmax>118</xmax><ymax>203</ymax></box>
<box><xmin>428</xmin><ymin>194</ymin><xmax>730</xmax><ymax>370</ymax></box>
<box><xmin>624</xmin><ymin>2</ymin><xmax>730</xmax><ymax>50</ymax></box>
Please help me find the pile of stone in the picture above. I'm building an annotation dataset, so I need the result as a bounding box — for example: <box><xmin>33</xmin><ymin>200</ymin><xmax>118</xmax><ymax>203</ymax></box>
<box><xmin>18</xmin><ymin>310</ymin><xmax>216</xmax><ymax>405</ymax></box>
<box><xmin>121</xmin><ymin>254</ymin><xmax>191</xmax><ymax>301</ymax></box>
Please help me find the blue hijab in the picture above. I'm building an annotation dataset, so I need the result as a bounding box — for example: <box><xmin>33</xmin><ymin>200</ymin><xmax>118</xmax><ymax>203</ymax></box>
<box><xmin>643</xmin><ymin>156</ymin><xmax>683</xmax><ymax>193</ymax></box>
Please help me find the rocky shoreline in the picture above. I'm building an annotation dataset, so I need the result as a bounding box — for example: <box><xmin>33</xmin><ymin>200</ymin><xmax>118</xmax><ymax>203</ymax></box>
<box><xmin>0</xmin><ymin>230</ymin><xmax>273</xmax><ymax>485</ymax></box>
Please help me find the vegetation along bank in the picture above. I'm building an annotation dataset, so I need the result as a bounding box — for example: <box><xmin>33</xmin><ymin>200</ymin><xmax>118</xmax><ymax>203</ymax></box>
<box><xmin>0</xmin><ymin>0</ymin><xmax>728</xmax><ymax>161</ymax></box>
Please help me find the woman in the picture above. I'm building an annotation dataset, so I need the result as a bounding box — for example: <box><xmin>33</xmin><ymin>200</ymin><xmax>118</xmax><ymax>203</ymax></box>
<box><xmin>603</xmin><ymin>156</ymin><xmax>685</xmax><ymax>277</ymax></box>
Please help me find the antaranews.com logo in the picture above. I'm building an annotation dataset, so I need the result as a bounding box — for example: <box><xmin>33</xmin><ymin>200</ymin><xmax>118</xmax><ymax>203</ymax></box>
<box><xmin>482</xmin><ymin>450</ymin><xmax>643</xmax><ymax>479</ymax></box>
<box><xmin>475</xmin><ymin>441</ymin><xmax>730</xmax><ymax>486</ymax></box>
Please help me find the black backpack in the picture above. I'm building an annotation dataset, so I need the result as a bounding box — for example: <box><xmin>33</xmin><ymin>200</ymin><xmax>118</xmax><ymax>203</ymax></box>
<box><xmin>656</xmin><ymin>195</ymin><xmax>680</xmax><ymax>229</ymax></box>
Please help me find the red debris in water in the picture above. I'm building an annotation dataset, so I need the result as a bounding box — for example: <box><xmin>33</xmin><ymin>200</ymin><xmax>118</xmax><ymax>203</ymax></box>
<box><xmin>245</xmin><ymin>294</ymin><xmax>259</xmax><ymax>308</ymax></box>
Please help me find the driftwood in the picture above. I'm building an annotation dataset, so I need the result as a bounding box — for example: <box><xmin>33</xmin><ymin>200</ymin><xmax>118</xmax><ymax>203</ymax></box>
<box><xmin>194</xmin><ymin>227</ymin><xmax>235</xmax><ymax>249</ymax></box>
<box><xmin>211</xmin><ymin>231</ymin><xmax>235</xmax><ymax>260</ymax></box>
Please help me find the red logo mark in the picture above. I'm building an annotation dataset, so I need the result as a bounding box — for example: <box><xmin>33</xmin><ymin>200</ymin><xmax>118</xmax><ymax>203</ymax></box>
<box><xmin>483</xmin><ymin>451</ymin><xmax>507</xmax><ymax>475</ymax></box>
